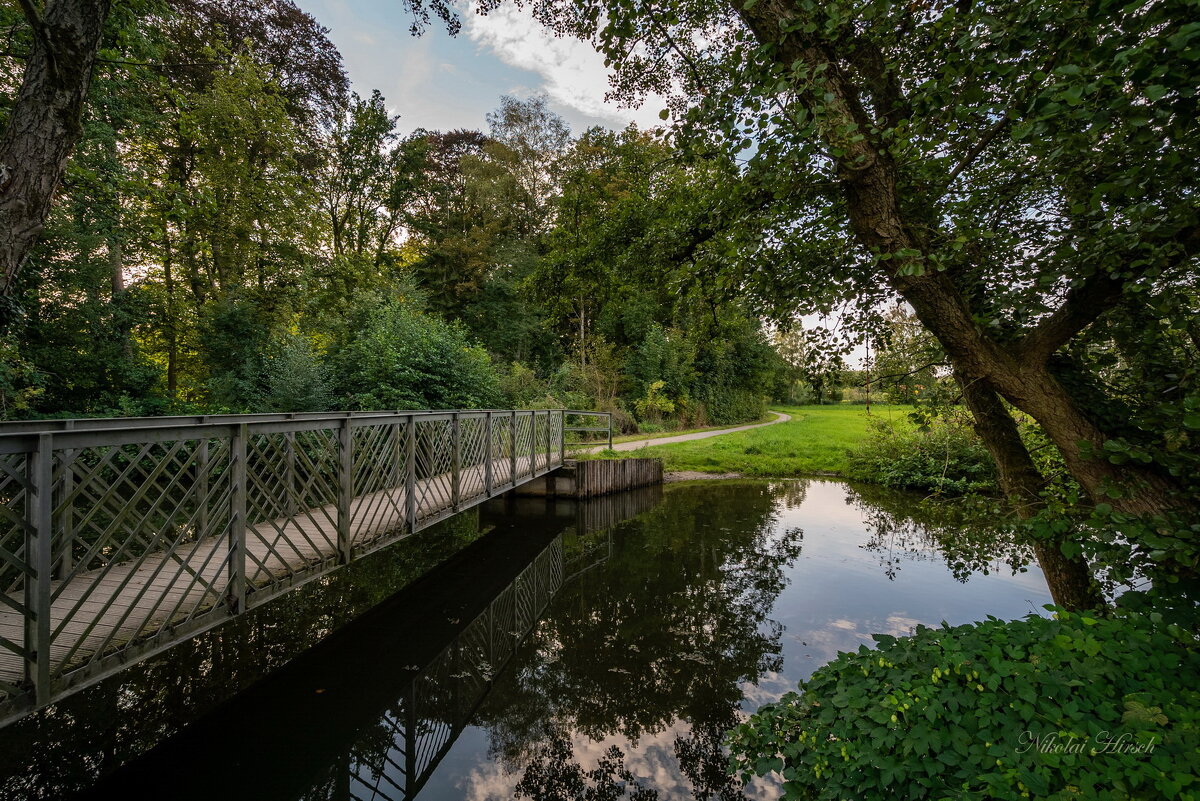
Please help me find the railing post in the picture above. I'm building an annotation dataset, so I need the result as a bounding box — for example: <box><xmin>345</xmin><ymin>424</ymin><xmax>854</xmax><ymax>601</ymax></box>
<box><xmin>509</xmin><ymin>411</ymin><xmax>517</xmax><ymax>487</ymax></box>
<box><xmin>451</xmin><ymin>412</ymin><xmax>461</xmax><ymax>510</ymax></box>
<box><xmin>197</xmin><ymin>438</ymin><xmax>209</xmax><ymax>539</ymax></box>
<box><xmin>229</xmin><ymin>424</ymin><xmax>247</xmax><ymax>615</ymax></box>
<box><xmin>608</xmin><ymin>412</ymin><xmax>614</xmax><ymax>452</ymax></box>
<box><xmin>391</xmin><ymin>420</ymin><xmax>402</xmax><ymax>488</ymax></box>
<box><xmin>284</xmin><ymin>430</ymin><xmax>297</xmax><ymax>516</ymax></box>
<box><xmin>405</xmin><ymin>416</ymin><xmax>417</xmax><ymax>532</ymax></box>
<box><xmin>55</xmin><ymin>449</ymin><xmax>73</xmax><ymax>581</ymax></box>
<box><xmin>558</xmin><ymin>411</ymin><xmax>565</xmax><ymax>467</ymax></box>
<box><xmin>27</xmin><ymin>433</ymin><xmax>53</xmax><ymax>705</ymax></box>
<box><xmin>529</xmin><ymin>411</ymin><xmax>536</xmax><ymax>477</ymax></box>
<box><xmin>338</xmin><ymin>418</ymin><xmax>353</xmax><ymax>563</ymax></box>
<box><xmin>484</xmin><ymin>412</ymin><xmax>493</xmax><ymax>496</ymax></box>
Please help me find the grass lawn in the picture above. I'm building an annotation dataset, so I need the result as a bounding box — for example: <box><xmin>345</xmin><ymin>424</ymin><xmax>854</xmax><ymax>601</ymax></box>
<box><xmin>593</xmin><ymin>404</ymin><xmax>914</xmax><ymax>477</ymax></box>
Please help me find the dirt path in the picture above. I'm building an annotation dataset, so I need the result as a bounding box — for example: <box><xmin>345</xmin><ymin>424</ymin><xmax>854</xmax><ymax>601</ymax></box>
<box><xmin>574</xmin><ymin>410</ymin><xmax>792</xmax><ymax>454</ymax></box>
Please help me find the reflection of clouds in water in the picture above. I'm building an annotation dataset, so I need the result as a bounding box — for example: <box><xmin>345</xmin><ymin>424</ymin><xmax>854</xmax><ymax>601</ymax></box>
<box><xmin>883</xmin><ymin>614</ymin><xmax>923</xmax><ymax>635</ymax></box>
<box><xmin>740</xmin><ymin>670</ymin><xmax>795</xmax><ymax>708</ymax></box>
<box><xmin>784</xmin><ymin>613</ymin><xmax>928</xmax><ymax>672</ymax></box>
<box><xmin>743</xmin><ymin>770</ymin><xmax>786</xmax><ymax>800</ymax></box>
<box><xmin>459</xmin><ymin>717</ymin><xmax>786</xmax><ymax>801</ymax></box>
<box><xmin>459</xmin><ymin>721</ymin><xmax>695</xmax><ymax>800</ymax></box>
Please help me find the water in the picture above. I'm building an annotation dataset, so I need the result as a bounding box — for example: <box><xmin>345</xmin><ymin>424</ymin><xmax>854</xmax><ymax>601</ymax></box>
<box><xmin>0</xmin><ymin>479</ymin><xmax>1050</xmax><ymax>801</ymax></box>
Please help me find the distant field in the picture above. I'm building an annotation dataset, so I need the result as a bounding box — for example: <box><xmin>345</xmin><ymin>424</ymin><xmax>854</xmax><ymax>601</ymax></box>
<box><xmin>594</xmin><ymin>404</ymin><xmax>914</xmax><ymax>477</ymax></box>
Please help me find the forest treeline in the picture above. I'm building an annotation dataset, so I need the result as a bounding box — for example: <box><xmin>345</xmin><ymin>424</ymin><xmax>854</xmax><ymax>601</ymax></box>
<box><xmin>0</xmin><ymin>0</ymin><xmax>796</xmax><ymax>427</ymax></box>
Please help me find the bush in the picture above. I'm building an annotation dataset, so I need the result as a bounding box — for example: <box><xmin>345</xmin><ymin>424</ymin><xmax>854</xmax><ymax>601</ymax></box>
<box><xmin>846</xmin><ymin>412</ymin><xmax>995</xmax><ymax>494</ymax></box>
<box><xmin>336</xmin><ymin>299</ymin><xmax>503</xmax><ymax>410</ymax></box>
<box><xmin>259</xmin><ymin>332</ymin><xmax>333</xmax><ymax>412</ymax></box>
<box><xmin>633</xmin><ymin>379</ymin><xmax>675</xmax><ymax>422</ymax></box>
<box><xmin>728</xmin><ymin>608</ymin><xmax>1200</xmax><ymax>801</ymax></box>
<box><xmin>699</xmin><ymin>385</ymin><xmax>768</xmax><ymax>425</ymax></box>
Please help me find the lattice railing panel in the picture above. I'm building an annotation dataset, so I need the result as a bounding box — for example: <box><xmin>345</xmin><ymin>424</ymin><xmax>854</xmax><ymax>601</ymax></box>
<box><xmin>245</xmin><ymin>429</ymin><xmax>340</xmax><ymax>596</ymax></box>
<box><xmin>457</xmin><ymin>418</ymin><xmax>487</xmax><ymax>499</ymax></box>
<box><xmin>534</xmin><ymin>413</ymin><xmax>550</xmax><ymax>473</ymax></box>
<box><xmin>0</xmin><ymin>453</ymin><xmax>30</xmax><ymax>698</ymax></box>
<box><xmin>47</xmin><ymin>438</ymin><xmax>234</xmax><ymax>680</ymax></box>
<box><xmin>549</xmin><ymin>412</ymin><xmax>563</xmax><ymax>468</ymax></box>
<box><xmin>350</xmin><ymin>423</ymin><xmax>409</xmax><ymax>549</ymax></box>
<box><xmin>513</xmin><ymin>415</ymin><xmax>534</xmax><ymax>480</ymax></box>
<box><xmin>413</xmin><ymin>420</ymin><xmax>453</xmax><ymax>523</ymax></box>
<box><xmin>490</xmin><ymin>417</ymin><xmax>513</xmax><ymax>487</ymax></box>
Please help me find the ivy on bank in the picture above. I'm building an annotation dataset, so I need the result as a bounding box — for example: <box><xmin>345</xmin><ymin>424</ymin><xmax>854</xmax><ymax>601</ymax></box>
<box><xmin>728</xmin><ymin>608</ymin><xmax>1200</xmax><ymax>800</ymax></box>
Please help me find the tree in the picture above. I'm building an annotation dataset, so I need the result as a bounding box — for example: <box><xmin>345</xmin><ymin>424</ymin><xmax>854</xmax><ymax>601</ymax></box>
<box><xmin>0</xmin><ymin>0</ymin><xmax>112</xmax><ymax>310</ymax></box>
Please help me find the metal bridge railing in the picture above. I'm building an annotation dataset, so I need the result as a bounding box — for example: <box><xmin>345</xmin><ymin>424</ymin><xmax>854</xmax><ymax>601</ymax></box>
<box><xmin>563</xmin><ymin>409</ymin><xmax>614</xmax><ymax>452</ymax></box>
<box><xmin>0</xmin><ymin>409</ymin><xmax>566</xmax><ymax>724</ymax></box>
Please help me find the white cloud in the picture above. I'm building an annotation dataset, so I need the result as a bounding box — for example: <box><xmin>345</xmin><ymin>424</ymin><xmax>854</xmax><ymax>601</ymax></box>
<box><xmin>463</xmin><ymin>5</ymin><xmax>663</xmax><ymax>129</ymax></box>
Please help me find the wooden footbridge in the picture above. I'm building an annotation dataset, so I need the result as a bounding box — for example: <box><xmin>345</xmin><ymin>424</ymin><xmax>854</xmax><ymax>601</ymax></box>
<box><xmin>0</xmin><ymin>408</ymin><xmax>610</xmax><ymax>725</ymax></box>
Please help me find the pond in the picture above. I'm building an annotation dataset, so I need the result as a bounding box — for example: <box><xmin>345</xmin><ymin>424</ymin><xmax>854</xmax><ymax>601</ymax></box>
<box><xmin>0</xmin><ymin>479</ymin><xmax>1050</xmax><ymax>801</ymax></box>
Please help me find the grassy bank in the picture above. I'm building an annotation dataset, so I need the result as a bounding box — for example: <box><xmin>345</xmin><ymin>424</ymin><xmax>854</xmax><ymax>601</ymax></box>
<box><xmin>592</xmin><ymin>405</ymin><xmax>914</xmax><ymax>477</ymax></box>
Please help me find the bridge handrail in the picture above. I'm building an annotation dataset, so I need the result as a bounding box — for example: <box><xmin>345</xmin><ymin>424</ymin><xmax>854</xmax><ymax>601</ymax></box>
<box><xmin>0</xmin><ymin>408</ymin><xmax>567</xmax><ymax>724</ymax></box>
<box><xmin>561</xmin><ymin>410</ymin><xmax>614</xmax><ymax>451</ymax></box>
<box><xmin>0</xmin><ymin>408</ymin><xmax>529</xmax><ymax>435</ymax></box>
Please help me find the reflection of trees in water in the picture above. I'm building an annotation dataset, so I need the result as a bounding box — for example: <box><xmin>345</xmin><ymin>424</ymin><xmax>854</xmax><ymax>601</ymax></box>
<box><xmin>845</xmin><ymin>483</ymin><xmax>1033</xmax><ymax>582</ymax></box>
<box><xmin>768</xmin><ymin>479</ymin><xmax>810</xmax><ymax>510</ymax></box>
<box><xmin>516</xmin><ymin>723</ymin><xmax>659</xmax><ymax>801</ymax></box>
<box><xmin>673</xmin><ymin>713</ymin><xmax>749</xmax><ymax>801</ymax></box>
<box><xmin>0</xmin><ymin>514</ymin><xmax>483</xmax><ymax>801</ymax></box>
<box><xmin>5</xmin><ymin>482</ymin><xmax>805</xmax><ymax>801</ymax></box>
<box><xmin>478</xmin><ymin>482</ymin><xmax>805</xmax><ymax>800</ymax></box>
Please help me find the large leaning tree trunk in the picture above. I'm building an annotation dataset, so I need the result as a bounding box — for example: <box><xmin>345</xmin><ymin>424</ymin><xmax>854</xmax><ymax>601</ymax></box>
<box><xmin>0</xmin><ymin>0</ymin><xmax>113</xmax><ymax>313</ymax></box>
<box><xmin>957</xmin><ymin>372</ymin><xmax>1104</xmax><ymax>611</ymax></box>
<box><xmin>734</xmin><ymin>0</ymin><xmax>1194</xmax><ymax>522</ymax></box>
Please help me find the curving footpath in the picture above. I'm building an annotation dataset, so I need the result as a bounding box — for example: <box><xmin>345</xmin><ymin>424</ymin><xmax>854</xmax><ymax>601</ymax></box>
<box><xmin>576</xmin><ymin>410</ymin><xmax>792</xmax><ymax>454</ymax></box>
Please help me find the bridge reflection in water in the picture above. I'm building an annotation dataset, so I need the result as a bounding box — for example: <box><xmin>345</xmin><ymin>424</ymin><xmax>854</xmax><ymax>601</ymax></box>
<box><xmin>80</xmin><ymin>487</ymin><xmax>660</xmax><ymax>801</ymax></box>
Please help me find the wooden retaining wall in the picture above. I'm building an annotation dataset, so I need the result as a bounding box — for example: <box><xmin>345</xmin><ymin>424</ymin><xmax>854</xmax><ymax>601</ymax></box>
<box><xmin>514</xmin><ymin>458</ymin><xmax>663</xmax><ymax>499</ymax></box>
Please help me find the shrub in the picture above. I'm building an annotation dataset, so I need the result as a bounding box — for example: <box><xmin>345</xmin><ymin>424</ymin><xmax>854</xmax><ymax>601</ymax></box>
<box><xmin>634</xmin><ymin>379</ymin><xmax>675</xmax><ymax>422</ymax></box>
<box><xmin>728</xmin><ymin>608</ymin><xmax>1200</xmax><ymax>801</ymax></box>
<box><xmin>846</xmin><ymin>412</ymin><xmax>996</xmax><ymax>494</ymax></box>
<box><xmin>259</xmin><ymin>332</ymin><xmax>333</xmax><ymax>412</ymax></box>
<box><xmin>699</xmin><ymin>385</ymin><xmax>767</xmax><ymax>425</ymax></box>
<box><xmin>336</xmin><ymin>299</ymin><xmax>503</xmax><ymax>410</ymax></box>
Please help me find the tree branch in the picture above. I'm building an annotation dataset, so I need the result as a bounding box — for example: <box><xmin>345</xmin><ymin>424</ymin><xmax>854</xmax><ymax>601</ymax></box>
<box><xmin>1018</xmin><ymin>272</ymin><xmax>1125</xmax><ymax>363</ymax></box>
<box><xmin>1019</xmin><ymin>223</ymin><xmax>1200</xmax><ymax>362</ymax></box>
<box><xmin>15</xmin><ymin>0</ymin><xmax>54</xmax><ymax>77</ymax></box>
<box><xmin>855</xmin><ymin>360</ymin><xmax>944</xmax><ymax>387</ymax></box>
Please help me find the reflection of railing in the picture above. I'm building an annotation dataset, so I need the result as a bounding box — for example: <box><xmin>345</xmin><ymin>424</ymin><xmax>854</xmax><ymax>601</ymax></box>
<box><xmin>338</xmin><ymin>537</ymin><xmax>565</xmax><ymax>801</ymax></box>
<box><xmin>0</xmin><ymin>409</ymin><xmax>566</xmax><ymax>725</ymax></box>
<box><xmin>563</xmin><ymin>410</ymin><xmax>613</xmax><ymax>451</ymax></box>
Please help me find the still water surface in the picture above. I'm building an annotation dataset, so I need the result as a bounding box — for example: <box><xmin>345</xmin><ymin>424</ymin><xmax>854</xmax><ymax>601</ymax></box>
<box><xmin>1</xmin><ymin>479</ymin><xmax>1050</xmax><ymax>800</ymax></box>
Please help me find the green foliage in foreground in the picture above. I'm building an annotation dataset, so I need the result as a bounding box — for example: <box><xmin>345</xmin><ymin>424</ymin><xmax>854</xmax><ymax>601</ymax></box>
<box><xmin>609</xmin><ymin>405</ymin><xmax>912</xmax><ymax>476</ymax></box>
<box><xmin>728</xmin><ymin>609</ymin><xmax>1200</xmax><ymax>801</ymax></box>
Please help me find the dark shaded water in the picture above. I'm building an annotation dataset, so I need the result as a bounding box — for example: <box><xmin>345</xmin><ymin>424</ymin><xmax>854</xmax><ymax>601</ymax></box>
<box><xmin>0</xmin><ymin>479</ymin><xmax>1050</xmax><ymax>801</ymax></box>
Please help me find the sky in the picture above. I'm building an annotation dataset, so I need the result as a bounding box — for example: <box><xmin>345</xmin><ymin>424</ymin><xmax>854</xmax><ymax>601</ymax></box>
<box><xmin>291</xmin><ymin>0</ymin><xmax>661</xmax><ymax>136</ymax></box>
